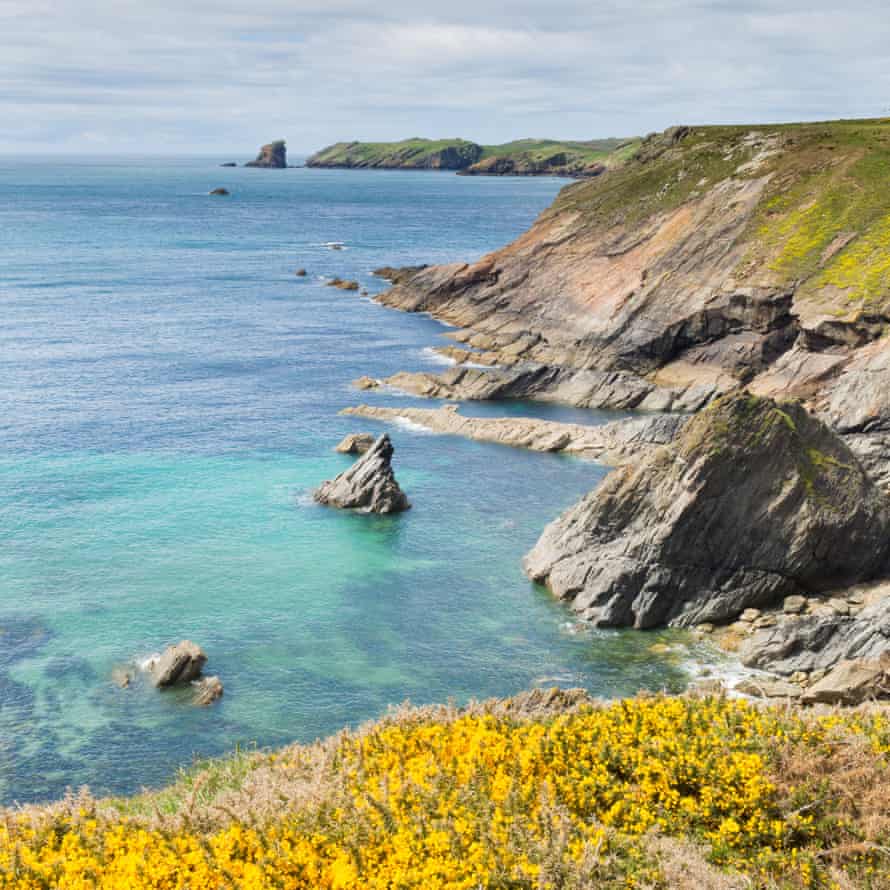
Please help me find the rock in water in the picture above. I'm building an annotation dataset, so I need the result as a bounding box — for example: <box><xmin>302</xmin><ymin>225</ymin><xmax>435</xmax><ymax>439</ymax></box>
<box><xmin>192</xmin><ymin>675</ymin><xmax>224</xmax><ymax>706</ymax></box>
<box><xmin>151</xmin><ymin>640</ymin><xmax>207</xmax><ymax>687</ymax></box>
<box><xmin>209</xmin><ymin>187</ymin><xmax>230</xmax><ymax>196</ymax></box>
<box><xmin>335</xmin><ymin>433</ymin><xmax>375</xmax><ymax>455</ymax></box>
<box><xmin>523</xmin><ymin>392</ymin><xmax>890</xmax><ymax>628</ymax></box>
<box><xmin>314</xmin><ymin>434</ymin><xmax>410</xmax><ymax>513</ymax></box>
<box><xmin>245</xmin><ymin>140</ymin><xmax>287</xmax><ymax>168</ymax></box>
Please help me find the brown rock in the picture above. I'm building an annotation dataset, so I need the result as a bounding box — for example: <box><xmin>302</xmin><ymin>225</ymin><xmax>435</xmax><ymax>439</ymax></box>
<box><xmin>151</xmin><ymin>640</ymin><xmax>207</xmax><ymax>687</ymax></box>
<box><xmin>800</xmin><ymin>658</ymin><xmax>888</xmax><ymax>705</ymax></box>
<box><xmin>335</xmin><ymin>433</ymin><xmax>375</xmax><ymax>455</ymax></box>
<box><xmin>353</xmin><ymin>376</ymin><xmax>379</xmax><ymax>390</ymax></box>
<box><xmin>193</xmin><ymin>675</ymin><xmax>224</xmax><ymax>706</ymax></box>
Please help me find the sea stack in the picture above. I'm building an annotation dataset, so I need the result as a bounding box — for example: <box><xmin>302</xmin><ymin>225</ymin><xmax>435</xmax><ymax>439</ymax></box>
<box><xmin>245</xmin><ymin>140</ymin><xmax>287</xmax><ymax>168</ymax></box>
<box><xmin>314</xmin><ymin>434</ymin><xmax>410</xmax><ymax>513</ymax></box>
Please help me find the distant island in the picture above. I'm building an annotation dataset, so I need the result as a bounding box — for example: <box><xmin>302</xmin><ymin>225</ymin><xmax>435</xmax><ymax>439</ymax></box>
<box><xmin>244</xmin><ymin>139</ymin><xmax>287</xmax><ymax>168</ymax></box>
<box><xmin>305</xmin><ymin>137</ymin><xmax>639</xmax><ymax>177</ymax></box>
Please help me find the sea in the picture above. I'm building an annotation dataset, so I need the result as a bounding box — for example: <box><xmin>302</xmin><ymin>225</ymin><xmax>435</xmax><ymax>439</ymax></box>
<box><xmin>0</xmin><ymin>156</ymin><xmax>703</xmax><ymax>805</ymax></box>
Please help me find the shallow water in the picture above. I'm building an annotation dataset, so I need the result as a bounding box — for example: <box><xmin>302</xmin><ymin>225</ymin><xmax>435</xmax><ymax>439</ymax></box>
<box><xmin>0</xmin><ymin>158</ymin><xmax>695</xmax><ymax>804</ymax></box>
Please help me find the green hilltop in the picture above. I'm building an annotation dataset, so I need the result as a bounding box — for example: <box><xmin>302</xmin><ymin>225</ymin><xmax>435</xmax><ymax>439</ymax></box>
<box><xmin>305</xmin><ymin>135</ymin><xmax>639</xmax><ymax>176</ymax></box>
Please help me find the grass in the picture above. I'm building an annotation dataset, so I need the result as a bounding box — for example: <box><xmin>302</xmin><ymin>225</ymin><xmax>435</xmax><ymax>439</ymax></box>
<box><xmin>2</xmin><ymin>692</ymin><xmax>889</xmax><ymax>888</ymax></box>
<box><xmin>306</xmin><ymin>136</ymin><xmax>641</xmax><ymax>173</ymax></box>
<box><xmin>548</xmin><ymin>118</ymin><xmax>890</xmax><ymax>316</ymax></box>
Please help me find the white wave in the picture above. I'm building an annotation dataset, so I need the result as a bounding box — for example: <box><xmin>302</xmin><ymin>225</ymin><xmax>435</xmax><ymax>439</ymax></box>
<box><xmin>294</xmin><ymin>491</ymin><xmax>319</xmax><ymax>508</ymax></box>
<box><xmin>320</xmin><ymin>241</ymin><xmax>347</xmax><ymax>250</ymax></box>
<box><xmin>137</xmin><ymin>653</ymin><xmax>160</xmax><ymax>673</ymax></box>
<box><xmin>419</xmin><ymin>346</ymin><xmax>456</xmax><ymax>366</ymax></box>
<box><xmin>392</xmin><ymin>417</ymin><xmax>437</xmax><ymax>435</ymax></box>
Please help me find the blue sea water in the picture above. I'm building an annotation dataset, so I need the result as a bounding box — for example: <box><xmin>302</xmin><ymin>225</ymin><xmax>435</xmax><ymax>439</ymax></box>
<box><xmin>0</xmin><ymin>157</ymin><xmax>694</xmax><ymax>805</ymax></box>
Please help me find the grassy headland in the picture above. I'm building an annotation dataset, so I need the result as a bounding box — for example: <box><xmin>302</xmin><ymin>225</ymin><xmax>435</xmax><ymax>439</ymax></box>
<box><xmin>305</xmin><ymin>136</ymin><xmax>638</xmax><ymax>176</ymax></box>
<box><xmin>3</xmin><ymin>693</ymin><xmax>889</xmax><ymax>888</ymax></box>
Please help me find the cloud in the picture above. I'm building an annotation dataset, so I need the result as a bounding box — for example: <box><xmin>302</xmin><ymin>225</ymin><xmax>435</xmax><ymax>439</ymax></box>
<box><xmin>1</xmin><ymin>0</ymin><xmax>888</xmax><ymax>153</ymax></box>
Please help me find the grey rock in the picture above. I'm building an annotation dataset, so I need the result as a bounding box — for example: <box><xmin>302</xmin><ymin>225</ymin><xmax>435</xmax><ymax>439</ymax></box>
<box><xmin>151</xmin><ymin>640</ymin><xmax>207</xmax><ymax>687</ymax></box>
<box><xmin>741</xmin><ymin>595</ymin><xmax>890</xmax><ymax>674</ymax></box>
<box><xmin>523</xmin><ymin>392</ymin><xmax>890</xmax><ymax>629</ymax></box>
<box><xmin>783</xmin><ymin>595</ymin><xmax>807</xmax><ymax>614</ymax></box>
<box><xmin>314</xmin><ymin>434</ymin><xmax>410</xmax><ymax>513</ymax></box>
<box><xmin>335</xmin><ymin>433</ymin><xmax>375</xmax><ymax>455</ymax></box>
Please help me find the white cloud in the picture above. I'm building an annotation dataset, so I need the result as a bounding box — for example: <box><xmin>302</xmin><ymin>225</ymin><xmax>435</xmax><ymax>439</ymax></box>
<box><xmin>0</xmin><ymin>0</ymin><xmax>887</xmax><ymax>153</ymax></box>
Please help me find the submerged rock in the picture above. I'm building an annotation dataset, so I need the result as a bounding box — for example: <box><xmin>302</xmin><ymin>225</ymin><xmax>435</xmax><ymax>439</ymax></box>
<box><xmin>245</xmin><ymin>140</ymin><xmax>287</xmax><ymax>168</ymax></box>
<box><xmin>150</xmin><ymin>640</ymin><xmax>207</xmax><ymax>687</ymax></box>
<box><xmin>192</xmin><ymin>675</ymin><xmax>224</xmax><ymax>706</ymax></box>
<box><xmin>335</xmin><ymin>432</ymin><xmax>375</xmax><ymax>455</ymax></box>
<box><xmin>314</xmin><ymin>434</ymin><xmax>410</xmax><ymax>513</ymax></box>
<box><xmin>524</xmin><ymin>392</ymin><xmax>890</xmax><ymax>629</ymax></box>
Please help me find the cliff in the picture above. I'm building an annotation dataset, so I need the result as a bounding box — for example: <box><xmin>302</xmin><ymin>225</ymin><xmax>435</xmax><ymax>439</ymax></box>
<box><xmin>245</xmin><ymin>140</ymin><xmax>287</xmax><ymax>168</ymax></box>
<box><xmin>375</xmin><ymin>119</ymin><xmax>890</xmax><ymax>483</ymax></box>
<box><xmin>306</xmin><ymin>136</ymin><xmax>635</xmax><ymax>175</ymax></box>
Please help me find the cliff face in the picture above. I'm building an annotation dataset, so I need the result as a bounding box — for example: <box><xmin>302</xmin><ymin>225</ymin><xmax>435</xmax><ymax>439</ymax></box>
<box><xmin>523</xmin><ymin>392</ymin><xmax>890</xmax><ymax>629</ymax></box>
<box><xmin>377</xmin><ymin>120</ymin><xmax>890</xmax><ymax>475</ymax></box>
<box><xmin>245</xmin><ymin>140</ymin><xmax>287</xmax><ymax>168</ymax></box>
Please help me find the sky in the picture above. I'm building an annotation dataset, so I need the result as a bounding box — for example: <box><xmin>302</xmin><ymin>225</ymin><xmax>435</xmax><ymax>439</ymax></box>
<box><xmin>2</xmin><ymin>0</ymin><xmax>890</xmax><ymax>156</ymax></box>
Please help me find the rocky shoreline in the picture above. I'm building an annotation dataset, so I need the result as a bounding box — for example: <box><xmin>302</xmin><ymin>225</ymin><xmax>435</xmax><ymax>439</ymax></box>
<box><xmin>334</xmin><ymin>119</ymin><xmax>890</xmax><ymax>704</ymax></box>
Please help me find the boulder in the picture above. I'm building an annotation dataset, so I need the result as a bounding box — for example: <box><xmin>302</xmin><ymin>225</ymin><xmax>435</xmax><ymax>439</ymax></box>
<box><xmin>245</xmin><ymin>140</ymin><xmax>287</xmax><ymax>168</ymax></box>
<box><xmin>353</xmin><ymin>376</ymin><xmax>380</xmax><ymax>390</ymax></box>
<box><xmin>800</xmin><ymin>657</ymin><xmax>889</xmax><ymax>705</ymax></box>
<box><xmin>314</xmin><ymin>434</ymin><xmax>410</xmax><ymax>513</ymax></box>
<box><xmin>335</xmin><ymin>433</ymin><xmax>375</xmax><ymax>455</ymax></box>
<box><xmin>220</xmin><ymin>162</ymin><xmax>237</xmax><ymax>167</ymax></box>
<box><xmin>192</xmin><ymin>675</ymin><xmax>224</xmax><ymax>706</ymax></box>
<box><xmin>151</xmin><ymin>640</ymin><xmax>207</xmax><ymax>687</ymax></box>
<box><xmin>523</xmin><ymin>392</ymin><xmax>890</xmax><ymax>628</ymax></box>
<box><xmin>209</xmin><ymin>187</ymin><xmax>230</xmax><ymax>196</ymax></box>
<box><xmin>295</xmin><ymin>268</ymin><xmax>307</xmax><ymax>277</ymax></box>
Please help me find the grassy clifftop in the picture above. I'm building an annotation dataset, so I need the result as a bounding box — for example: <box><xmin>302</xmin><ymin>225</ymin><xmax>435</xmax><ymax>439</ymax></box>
<box><xmin>3</xmin><ymin>693</ymin><xmax>889</xmax><ymax>888</ymax></box>
<box><xmin>306</xmin><ymin>136</ymin><xmax>637</xmax><ymax>176</ymax></box>
<box><xmin>551</xmin><ymin>118</ymin><xmax>890</xmax><ymax>315</ymax></box>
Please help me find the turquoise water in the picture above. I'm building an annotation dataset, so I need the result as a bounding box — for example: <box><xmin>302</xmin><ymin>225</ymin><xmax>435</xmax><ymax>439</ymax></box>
<box><xmin>0</xmin><ymin>158</ymin><xmax>691</xmax><ymax>805</ymax></box>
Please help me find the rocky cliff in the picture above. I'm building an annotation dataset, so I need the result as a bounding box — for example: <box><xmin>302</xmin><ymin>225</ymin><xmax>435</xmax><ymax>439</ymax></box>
<box><xmin>523</xmin><ymin>392</ymin><xmax>890</xmax><ymax>629</ymax></box>
<box><xmin>375</xmin><ymin>120</ymin><xmax>890</xmax><ymax>478</ymax></box>
<box><xmin>307</xmin><ymin>139</ymin><xmax>483</xmax><ymax>170</ymax></box>
<box><xmin>245</xmin><ymin>140</ymin><xmax>287</xmax><ymax>168</ymax></box>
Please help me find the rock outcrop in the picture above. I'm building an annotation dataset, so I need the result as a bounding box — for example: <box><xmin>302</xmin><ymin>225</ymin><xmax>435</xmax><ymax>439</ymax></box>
<box><xmin>335</xmin><ymin>432</ymin><xmax>375</xmax><ymax>455</ymax></box>
<box><xmin>370</xmin><ymin>122</ymin><xmax>890</xmax><ymax>487</ymax></box>
<box><xmin>193</xmin><ymin>675</ymin><xmax>224</xmax><ymax>706</ymax></box>
<box><xmin>523</xmin><ymin>392</ymin><xmax>890</xmax><ymax>628</ymax></box>
<box><xmin>150</xmin><ymin>640</ymin><xmax>208</xmax><ymax>687</ymax></box>
<box><xmin>245</xmin><ymin>141</ymin><xmax>287</xmax><ymax>168</ymax></box>
<box><xmin>342</xmin><ymin>404</ymin><xmax>685</xmax><ymax>464</ymax></box>
<box><xmin>314</xmin><ymin>434</ymin><xmax>410</xmax><ymax>513</ymax></box>
<box><xmin>740</xmin><ymin>587</ymin><xmax>890</xmax><ymax>675</ymax></box>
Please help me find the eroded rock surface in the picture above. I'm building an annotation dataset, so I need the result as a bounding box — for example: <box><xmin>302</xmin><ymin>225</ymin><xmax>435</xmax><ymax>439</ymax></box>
<box><xmin>335</xmin><ymin>432</ymin><xmax>375</xmax><ymax>455</ymax></box>
<box><xmin>523</xmin><ymin>393</ymin><xmax>890</xmax><ymax>628</ymax></box>
<box><xmin>151</xmin><ymin>641</ymin><xmax>207</xmax><ymax>687</ymax></box>
<box><xmin>314</xmin><ymin>434</ymin><xmax>410</xmax><ymax>513</ymax></box>
<box><xmin>342</xmin><ymin>404</ymin><xmax>685</xmax><ymax>464</ymax></box>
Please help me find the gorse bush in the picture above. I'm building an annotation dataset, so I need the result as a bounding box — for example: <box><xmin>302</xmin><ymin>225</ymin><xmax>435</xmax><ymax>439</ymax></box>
<box><xmin>1</xmin><ymin>693</ymin><xmax>888</xmax><ymax>889</ymax></box>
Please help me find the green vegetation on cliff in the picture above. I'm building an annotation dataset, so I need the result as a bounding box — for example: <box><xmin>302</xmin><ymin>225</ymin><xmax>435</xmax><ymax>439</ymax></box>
<box><xmin>306</xmin><ymin>136</ymin><xmax>638</xmax><ymax>176</ymax></box>
<box><xmin>550</xmin><ymin>118</ymin><xmax>890</xmax><ymax>315</ymax></box>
